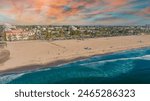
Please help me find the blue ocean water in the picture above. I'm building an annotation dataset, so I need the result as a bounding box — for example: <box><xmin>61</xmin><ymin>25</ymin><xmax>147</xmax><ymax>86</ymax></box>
<box><xmin>0</xmin><ymin>47</ymin><xmax>150</xmax><ymax>84</ymax></box>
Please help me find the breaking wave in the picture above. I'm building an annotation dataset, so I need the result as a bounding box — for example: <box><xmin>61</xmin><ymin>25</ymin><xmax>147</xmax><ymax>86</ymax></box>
<box><xmin>0</xmin><ymin>73</ymin><xmax>25</xmax><ymax>84</ymax></box>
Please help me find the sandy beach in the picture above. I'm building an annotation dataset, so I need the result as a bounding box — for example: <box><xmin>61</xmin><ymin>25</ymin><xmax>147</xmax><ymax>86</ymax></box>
<box><xmin>0</xmin><ymin>35</ymin><xmax>150</xmax><ymax>73</ymax></box>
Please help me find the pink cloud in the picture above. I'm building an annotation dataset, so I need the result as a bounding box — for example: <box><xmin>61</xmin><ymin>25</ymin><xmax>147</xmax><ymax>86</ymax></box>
<box><xmin>142</xmin><ymin>7</ymin><xmax>150</xmax><ymax>15</ymax></box>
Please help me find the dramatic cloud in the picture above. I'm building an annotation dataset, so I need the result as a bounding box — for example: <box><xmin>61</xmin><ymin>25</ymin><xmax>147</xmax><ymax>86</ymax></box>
<box><xmin>0</xmin><ymin>0</ymin><xmax>149</xmax><ymax>25</ymax></box>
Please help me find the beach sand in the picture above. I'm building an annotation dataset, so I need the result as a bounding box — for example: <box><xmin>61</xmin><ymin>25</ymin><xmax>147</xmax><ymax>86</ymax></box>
<box><xmin>0</xmin><ymin>35</ymin><xmax>150</xmax><ymax>73</ymax></box>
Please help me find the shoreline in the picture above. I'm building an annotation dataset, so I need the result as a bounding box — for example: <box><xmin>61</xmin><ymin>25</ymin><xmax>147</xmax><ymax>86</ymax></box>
<box><xmin>1</xmin><ymin>35</ymin><xmax>150</xmax><ymax>74</ymax></box>
<box><xmin>0</xmin><ymin>45</ymin><xmax>150</xmax><ymax>75</ymax></box>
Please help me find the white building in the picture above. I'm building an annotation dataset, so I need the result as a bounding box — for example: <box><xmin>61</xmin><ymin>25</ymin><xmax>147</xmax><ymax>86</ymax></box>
<box><xmin>5</xmin><ymin>29</ymin><xmax>35</xmax><ymax>41</ymax></box>
<box><xmin>71</xmin><ymin>26</ymin><xmax>78</xmax><ymax>30</ymax></box>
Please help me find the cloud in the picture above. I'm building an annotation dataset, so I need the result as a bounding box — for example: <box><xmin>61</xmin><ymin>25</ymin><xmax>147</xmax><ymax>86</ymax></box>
<box><xmin>140</xmin><ymin>7</ymin><xmax>150</xmax><ymax>16</ymax></box>
<box><xmin>0</xmin><ymin>0</ymin><xmax>149</xmax><ymax>25</ymax></box>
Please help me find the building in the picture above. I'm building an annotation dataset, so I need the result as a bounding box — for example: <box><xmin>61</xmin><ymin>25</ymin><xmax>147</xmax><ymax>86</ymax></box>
<box><xmin>71</xmin><ymin>26</ymin><xmax>78</xmax><ymax>30</ymax></box>
<box><xmin>5</xmin><ymin>29</ymin><xmax>35</xmax><ymax>41</ymax></box>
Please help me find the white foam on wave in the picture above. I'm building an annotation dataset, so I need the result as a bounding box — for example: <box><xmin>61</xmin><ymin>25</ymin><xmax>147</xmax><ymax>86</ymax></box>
<box><xmin>80</xmin><ymin>54</ymin><xmax>150</xmax><ymax>66</ymax></box>
<box><xmin>0</xmin><ymin>73</ymin><xmax>25</xmax><ymax>84</ymax></box>
<box><xmin>140</xmin><ymin>55</ymin><xmax>150</xmax><ymax>60</ymax></box>
<box><xmin>0</xmin><ymin>67</ymin><xmax>54</xmax><ymax>84</ymax></box>
<box><xmin>80</xmin><ymin>57</ymin><xmax>139</xmax><ymax>66</ymax></box>
<box><xmin>80</xmin><ymin>60</ymin><xmax>134</xmax><ymax>78</ymax></box>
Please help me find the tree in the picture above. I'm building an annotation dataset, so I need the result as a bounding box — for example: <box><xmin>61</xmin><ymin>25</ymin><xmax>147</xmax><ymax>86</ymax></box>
<box><xmin>3</xmin><ymin>32</ymin><xmax>7</xmax><ymax>41</ymax></box>
<box><xmin>8</xmin><ymin>34</ymin><xmax>12</xmax><ymax>41</ymax></box>
<box><xmin>45</xmin><ymin>30</ymin><xmax>51</xmax><ymax>40</ymax></box>
<box><xmin>0</xmin><ymin>26</ymin><xmax>7</xmax><ymax>41</ymax></box>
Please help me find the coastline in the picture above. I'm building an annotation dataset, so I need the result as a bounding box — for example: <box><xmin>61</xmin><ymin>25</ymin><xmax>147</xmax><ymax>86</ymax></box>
<box><xmin>0</xmin><ymin>45</ymin><xmax>150</xmax><ymax>75</ymax></box>
<box><xmin>1</xmin><ymin>35</ymin><xmax>150</xmax><ymax>74</ymax></box>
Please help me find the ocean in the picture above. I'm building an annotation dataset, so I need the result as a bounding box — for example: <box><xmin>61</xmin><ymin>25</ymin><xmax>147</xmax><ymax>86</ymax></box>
<box><xmin>0</xmin><ymin>47</ymin><xmax>150</xmax><ymax>84</ymax></box>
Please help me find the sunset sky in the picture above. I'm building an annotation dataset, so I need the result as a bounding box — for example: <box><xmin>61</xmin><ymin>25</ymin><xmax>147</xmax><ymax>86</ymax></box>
<box><xmin>0</xmin><ymin>0</ymin><xmax>149</xmax><ymax>25</ymax></box>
